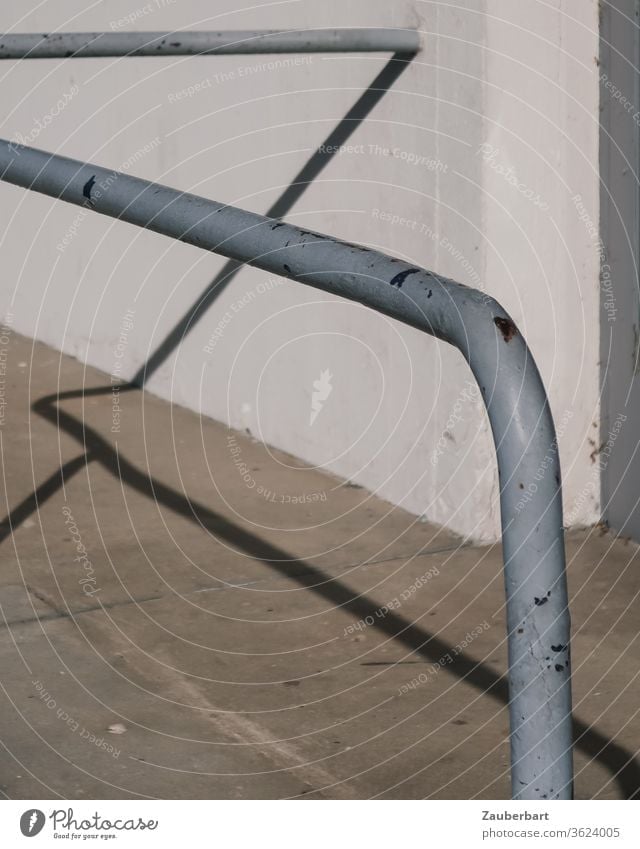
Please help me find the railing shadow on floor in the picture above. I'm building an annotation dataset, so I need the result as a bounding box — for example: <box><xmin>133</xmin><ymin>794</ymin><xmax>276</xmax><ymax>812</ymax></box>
<box><xmin>1</xmin><ymin>46</ymin><xmax>633</xmax><ymax>799</ymax></box>
<box><xmin>0</xmin><ymin>379</ymin><xmax>634</xmax><ymax>798</ymax></box>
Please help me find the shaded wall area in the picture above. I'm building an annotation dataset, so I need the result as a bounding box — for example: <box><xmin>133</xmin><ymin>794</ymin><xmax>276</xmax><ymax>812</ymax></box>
<box><xmin>600</xmin><ymin>0</ymin><xmax>640</xmax><ymax>539</ymax></box>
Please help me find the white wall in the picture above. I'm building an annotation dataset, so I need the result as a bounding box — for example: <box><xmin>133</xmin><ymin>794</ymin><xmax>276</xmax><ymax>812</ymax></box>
<box><xmin>0</xmin><ymin>0</ymin><xmax>601</xmax><ymax>541</ymax></box>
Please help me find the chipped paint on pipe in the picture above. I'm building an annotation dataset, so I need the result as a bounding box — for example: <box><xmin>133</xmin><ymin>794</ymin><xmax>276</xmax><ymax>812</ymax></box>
<box><xmin>0</xmin><ymin>139</ymin><xmax>572</xmax><ymax>799</ymax></box>
<box><xmin>0</xmin><ymin>29</ymin><xmax>421</xmax><ymax>59</ymax></box>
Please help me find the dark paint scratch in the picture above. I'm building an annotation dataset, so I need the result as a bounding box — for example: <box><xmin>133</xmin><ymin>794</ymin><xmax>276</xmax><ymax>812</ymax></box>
<box><xmin>82</xmin><ymin>176</ymin><xmax>96</xmax><ymax>201</ymax></box>
<box><xmin>389</xmin><ymin>267</ymin><xmax>419</xmax><ymax>289</ymax></box>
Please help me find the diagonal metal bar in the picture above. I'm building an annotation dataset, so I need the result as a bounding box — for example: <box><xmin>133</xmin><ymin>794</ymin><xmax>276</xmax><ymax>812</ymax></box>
<box><xmin>0</xmin><ymin>138</ymin><xmax>573</xmax><ymax>799</ymax></box>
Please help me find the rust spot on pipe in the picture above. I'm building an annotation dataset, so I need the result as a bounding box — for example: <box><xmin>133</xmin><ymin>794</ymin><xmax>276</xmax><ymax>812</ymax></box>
<box><xmin>494</xmin><ymin>316</ymin><xmax>518</xmax><ymax>342</ymax></box>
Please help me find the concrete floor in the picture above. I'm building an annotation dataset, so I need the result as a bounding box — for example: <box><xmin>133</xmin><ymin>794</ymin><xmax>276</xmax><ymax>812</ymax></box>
<box><xmin>0</xmin><ymin>330</ymin><xmax>638</xmax><ymax>799</ymax></box>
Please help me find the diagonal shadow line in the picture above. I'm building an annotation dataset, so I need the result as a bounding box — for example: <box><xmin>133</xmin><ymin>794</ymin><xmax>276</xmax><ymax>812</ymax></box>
<box><xmin>3</xmin><ymin>44</ymin><xmax>631</xmax><ymax>796</ymax></box>
<box><xmin>5</xmin><ymin>382</ymin><xmax>633</xmax><ymax>799</ymax></box>
<box><xmin>131</xmin><ymin>50</ymin><xmax>416</xmax><ymax>387</ymax></box>
<box><xmin>0</xmin><ymin>452</ymin><xmax>92</xmax><ymax>546</ymax></box>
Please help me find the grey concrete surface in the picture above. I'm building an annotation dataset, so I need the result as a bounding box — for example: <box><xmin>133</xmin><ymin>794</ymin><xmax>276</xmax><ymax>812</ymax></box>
<box><xmin>0</xmin><ymin>331</ymin><xmax>638</xmax><ymax>799</ymax></box>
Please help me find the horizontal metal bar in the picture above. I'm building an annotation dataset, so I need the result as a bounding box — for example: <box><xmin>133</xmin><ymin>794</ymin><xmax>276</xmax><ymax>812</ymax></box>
<box><xmin>0</xmin><ymin>29</ymin><xmax>421</xmax><ymax>59</ymax></box>
<box><xmin>0</xmin><ymin>138</ymin><xmax>572</xmax><ymax>799</ymax></box>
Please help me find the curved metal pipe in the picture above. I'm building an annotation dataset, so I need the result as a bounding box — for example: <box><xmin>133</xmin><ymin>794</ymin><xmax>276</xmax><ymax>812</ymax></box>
<box><xmin>0</xmin><ymin>139</ymin><xmax>572</xmax><ymax>799</ymax></box>
<box><xmin>0</xmin><ymin>29</ymin><xmax>421</xmax><ymax>59</ymax></box>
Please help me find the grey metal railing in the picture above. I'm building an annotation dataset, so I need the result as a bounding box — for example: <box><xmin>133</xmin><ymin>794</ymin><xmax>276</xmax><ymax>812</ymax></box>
<box><xmin>0</xmin><ymin>29</ymin><xmax>420</xmax><ymax>58</ymax></box>
<box><xmin>0</xmin><ymin>139</ymin><xmax>573</xmax><ymax>799</ymax></box>
<box><xmin>0</xmin><ymin>28</ymin><xmax>573</xmax><ymax>799</ymax></box>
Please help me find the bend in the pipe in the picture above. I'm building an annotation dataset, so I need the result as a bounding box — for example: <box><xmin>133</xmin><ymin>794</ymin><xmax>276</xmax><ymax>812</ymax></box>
<box><xmin>0</xmin><ymin>138</ymin><xmax>572</xmax><ymax>798</ymax></box>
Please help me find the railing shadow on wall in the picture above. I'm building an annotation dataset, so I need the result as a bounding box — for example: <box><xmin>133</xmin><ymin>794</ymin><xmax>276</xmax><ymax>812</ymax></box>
<box><xmin>0</xmin><ymin>27</ymin><xmax>623</xmax><ymax>800</ymax></box>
